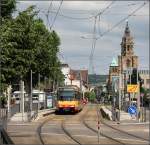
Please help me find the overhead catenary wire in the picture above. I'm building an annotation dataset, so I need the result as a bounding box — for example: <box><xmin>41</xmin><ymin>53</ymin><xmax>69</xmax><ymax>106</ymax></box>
<box><xmin>89</xmin><ymin>16</ymin><xmax>97</xmax><ymax>74</ymax></box>
<box><xmin>89</xmin><ymin>1</ymin><xmax>147</xmax><ymax>74</ymax></box>
<box><xmin>40</xmin><ymin>1</ymin><xmax>115</xmax><ymax>21</ymax></box>
<box><xmin>39</xmin><ymin>1</ymin><xmax>146</xmax><ymax>21</ymax></box>
<box><xmin>88</xmin><ymin>1</ymin><xmax>115</xmax><ymax>74</ymax></box>
<box><xmin>50</xmin><ymin>0</ymin><xmax>63</xmax><ymax>30</ymax></box>
<box><xmin>46</xmin><ymin>0</ymin><xmax>53</xmax><ymax>31</ymax></box>
<box><xmin>99</xmin><ymin>1</ymin><xmax>148</xmax><ymax>38</ymax></box>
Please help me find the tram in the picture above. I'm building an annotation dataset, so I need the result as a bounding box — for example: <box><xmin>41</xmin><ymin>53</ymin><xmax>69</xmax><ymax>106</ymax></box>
<box><xmin>56</xmin><ymin>85</ymin><xmax>84</xmax><ymax>113</ymax></box>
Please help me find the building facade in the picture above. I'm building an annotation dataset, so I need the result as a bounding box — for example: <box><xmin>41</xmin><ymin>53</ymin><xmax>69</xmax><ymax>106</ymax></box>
<box><xmin>108</xmin><ymin>22</ymin><xmax>149</xmax><ymax>95</ymax></box>
<box><xmin>61</xmin><ymin>64</ymin><xmax>89</xmax><ymax>92</ymax></box>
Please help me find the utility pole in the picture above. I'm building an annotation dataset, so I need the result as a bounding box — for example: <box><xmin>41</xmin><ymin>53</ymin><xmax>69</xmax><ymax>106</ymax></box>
<box><xmin>80</xmin><ymin>71</ymin><xmax>82</xmax><ymax>92</ymax></box>
<box><xmin>44</xmin><ymin>77</ymin><xmax>46</xmax><ymax>109</ymax></box>
<box><xmin>38</xmin><ymin>73</ymin><xmax>40</xmax><ymax>113</ymax></box>
<box><xmin>7</xmin><ymin>85</ymin><xmax>12</xmax><ymax>121</ymax></box>
<box><xmin>30</xmin><ymin>70</ymin><xmax>33</xmax><ymax>119</ymax></box>
<box><xmin>20</xmin><ymin>80</ymin><xmax>24</xmax><ymax>122</ymax></box>
<box><xmin>136</xmin><ymin>69</ymin><xmax>140</xmax><ymax>122</ymax></box>
<box><xmin>118</xmin><ymin>72</ymin><xmax>122</xmax><ymax>123</ymax></box>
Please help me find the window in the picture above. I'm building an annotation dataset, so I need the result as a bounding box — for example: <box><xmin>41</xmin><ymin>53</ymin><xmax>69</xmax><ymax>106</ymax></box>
<box><xmin>146</xmin><ymin>79</ymin><xmax>150</xmax><ymax>85</ymax></box>
<box><xmin>126</xmin><ymin>59</ymin><xmax>131</xmax><ymax>67</ymax></box>
<box><xmin>127</xmin><ymin>45</ymin><xmax>130</xmax><ymax>51</ymax></box>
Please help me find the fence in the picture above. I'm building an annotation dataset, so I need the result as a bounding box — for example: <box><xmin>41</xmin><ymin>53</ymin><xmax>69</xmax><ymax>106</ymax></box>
<box><xmin>0</xmin><ymin>109</ymin><xmax>7</xmax><ymax>129</ymax></box>
<box><xmin>0</xmin><ymin>108</ymin><xmax>14</xmax><ymax>144</ymax></box>
<box><xmin>0</xmin><ymin>126</ymin><xmax>14</xmax><ymax>144</ymax></box>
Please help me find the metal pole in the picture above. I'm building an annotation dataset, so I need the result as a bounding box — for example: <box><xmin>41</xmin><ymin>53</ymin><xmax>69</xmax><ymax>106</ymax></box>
<box><xmin>30</xmin><ymin>70</ymin><xmax>33</xmax><ymax>119</ymax></box>
<box><xmin>129</xmin><ymin>73</ymin><xmax>131</xmax><ymax>106</ymax></box>
<box><xmin>149</xmin><ymin>101</ymin><xmax>150</xmax><ymax>145</ymax></box>
<box><xmin>38</xmin><ymin>73</ymin><xmax>40</xmax><ymax>112</ymax></box>
<box><xmin>80</xmin><ymin>71</ymin><xmax>82</xmax><ymax>92</ymax></box>
<box><xmin>44</xmin><ymin>77</ymin><xmax>46</xmax><ymax>109</ymax></box>
<box><xmin>7</xmin><ymin>85</ymin><xmax>11</xmax><ymax>120</ymax></box>
<box><xmin>136</xmin><ymin>69</ymin><xmax>140</xmax><ymax>122</ymax></box>
<box><xmin>118</xmin><ymin>72</ymin><xmax>121</xmax><ymax>123</ymax></box>
<box><xmin>97</xmin><ymin>105</ymin><xmax>100</xmax><ymax>144</ymax></box>
<box><xmin>20</xmin><ymin>80</ymin><xmax>24</xmax><ymax>122</ymax></box>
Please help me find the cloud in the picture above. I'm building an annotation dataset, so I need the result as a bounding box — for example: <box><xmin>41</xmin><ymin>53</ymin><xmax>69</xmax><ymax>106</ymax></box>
<box><xmin>15</xmin><ymin>1</ymin><xmax>149</xmax><ymax>74</ymax></box>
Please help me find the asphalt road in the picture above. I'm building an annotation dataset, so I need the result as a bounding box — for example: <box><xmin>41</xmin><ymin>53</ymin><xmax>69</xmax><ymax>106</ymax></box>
<box><xmin>7</xmin><ymin>104</ymin><xmax>150</xmax><ymax>144</ymax></box>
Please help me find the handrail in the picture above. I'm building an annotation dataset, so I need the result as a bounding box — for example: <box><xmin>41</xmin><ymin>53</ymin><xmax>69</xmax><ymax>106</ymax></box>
<box><xmin>0</xmin><ymin>126</ymin><xmax>14</xmax><ymax>144</ymax></box>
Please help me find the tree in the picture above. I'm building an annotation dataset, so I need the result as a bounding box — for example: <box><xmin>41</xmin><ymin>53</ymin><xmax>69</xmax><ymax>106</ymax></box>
<box><xmin>89</xmin><ymin>91</ymin><xmax>96</xmax><ymax>102</ymax></box>
<box><xmin>1</xmin><ymin>0</ymin><xmax>16</xmax><ymax>18</ymax></box>
<box><xmin>0</xmin><ymin>6</ymin><xmax>64</xmax><ymax>93</ymax></box>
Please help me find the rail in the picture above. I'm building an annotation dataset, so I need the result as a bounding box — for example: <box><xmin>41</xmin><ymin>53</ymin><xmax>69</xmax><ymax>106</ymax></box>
<box><xmin>0</xmin><ymin>126</ymin><xmax>14</xmax><ymax>144</ymax></box>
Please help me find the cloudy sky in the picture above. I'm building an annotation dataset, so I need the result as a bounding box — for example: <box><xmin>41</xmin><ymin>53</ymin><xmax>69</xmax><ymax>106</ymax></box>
<box><xmin>15</xmin><ymin>1</ymin><xmax>149</xmax><ymax>74</ymax></box>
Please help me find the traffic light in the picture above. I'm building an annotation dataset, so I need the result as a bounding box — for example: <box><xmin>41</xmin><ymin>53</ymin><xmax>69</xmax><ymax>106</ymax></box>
<box><xmin>131</xmin><ymin>68</ymin><xmax>138</xmax><ymax>84</ymax></box>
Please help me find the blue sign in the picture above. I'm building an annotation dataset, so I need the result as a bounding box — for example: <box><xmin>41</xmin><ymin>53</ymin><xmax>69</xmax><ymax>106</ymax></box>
<box><xmin>128</xmin><ymin>105</ymin><xmax>137</xmax><ymax>115</ymax></box>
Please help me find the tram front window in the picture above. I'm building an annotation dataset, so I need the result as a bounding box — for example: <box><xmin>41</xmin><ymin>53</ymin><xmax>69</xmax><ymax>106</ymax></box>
<box><xmin>59</xmin><ymin>91</ymin><xmax>75</xmax><ymax>101</ymax></box>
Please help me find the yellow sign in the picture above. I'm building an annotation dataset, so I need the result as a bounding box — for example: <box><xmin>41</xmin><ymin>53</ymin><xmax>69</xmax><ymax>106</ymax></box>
<box><xmin>127</xmin><ymin>85</ymin><xmax>139</xmax><ymax>93</ymax></box>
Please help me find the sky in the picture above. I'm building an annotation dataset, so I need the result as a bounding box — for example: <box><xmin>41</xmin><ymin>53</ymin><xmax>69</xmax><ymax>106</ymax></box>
<box><xmin>15</xmin><ymin>1</ymin><xmax>149</xmax><ymax>74</ymax></box>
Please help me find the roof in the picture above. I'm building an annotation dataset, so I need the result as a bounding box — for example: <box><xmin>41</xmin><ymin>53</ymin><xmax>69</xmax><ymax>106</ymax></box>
<box><xmin>69</xmin><ymin>69</ymin><xmax>88</xmax><ymax>84</ymax></box>
<box><xmin>110</xmin><ymin>57</ymin><xmax>118</xmax><ymax>66</ymax></box>
<box><xmin>61</xmin><ymin>63</ymin><xmax>69</xmax><ymax>68</ymax></box>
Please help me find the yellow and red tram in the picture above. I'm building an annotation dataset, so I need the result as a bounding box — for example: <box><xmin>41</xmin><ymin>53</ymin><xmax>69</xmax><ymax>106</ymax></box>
<box><xmin>56</xmin><ymin>85</ymin><xmax>84</xmax><ymax>113</ymax></box>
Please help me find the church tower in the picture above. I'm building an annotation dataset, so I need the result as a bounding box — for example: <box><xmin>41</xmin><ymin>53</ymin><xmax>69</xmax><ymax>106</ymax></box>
<box><xmin>118</xmin><ymin>22</ymin><xmax>138</xmax><ymax>73</ymax></box>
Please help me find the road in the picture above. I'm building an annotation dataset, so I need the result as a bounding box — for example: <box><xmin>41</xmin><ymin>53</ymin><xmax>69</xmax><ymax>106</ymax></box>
<box><xmin>7</xmin><ymin>104</ymin><xmax>149</xmax><ymax>144</ymax></box>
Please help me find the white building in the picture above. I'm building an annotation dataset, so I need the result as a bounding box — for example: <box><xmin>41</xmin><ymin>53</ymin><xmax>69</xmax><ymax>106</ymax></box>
<box><xmin>61</xmin><ymin>64</ymin><xmax>71</xmax><ymax>85</ymax></box>
<box><xmin>61</xmin><ymin>64</ymin><xmax>89</xmax><ymax>93</ymax></box>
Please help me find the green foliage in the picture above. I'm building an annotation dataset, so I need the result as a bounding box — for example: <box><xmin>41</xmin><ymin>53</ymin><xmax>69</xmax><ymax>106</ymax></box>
<box><xmin>0</xmin><ymin>6</ymin><xmax>64</xmax><ymax>92</ymax></box>
<box><xmin>84</xmin><ymin>91</ymin><xmax>90</xmax><ymax>99</ymax></box>
<box><xmin>89</xmin><ymin>91</ymin><xmax>96</xmax><ymax>102</ymax></box>
<box><xmin>1</xmin><ymin>0</ymin><xmax>16</xmax><ymax>18</ymax></box>
<box><xmin>85</xmin><ymin>91</ymin><xmax>96</xmax><ymax>102</ymax></box>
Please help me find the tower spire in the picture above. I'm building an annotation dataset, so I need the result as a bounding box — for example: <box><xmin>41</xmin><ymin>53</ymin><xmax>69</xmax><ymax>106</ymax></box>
<box><xmin>124</xmin><ymin>20</ymin><xmax>130</xmax><ymax>35</ymax></box>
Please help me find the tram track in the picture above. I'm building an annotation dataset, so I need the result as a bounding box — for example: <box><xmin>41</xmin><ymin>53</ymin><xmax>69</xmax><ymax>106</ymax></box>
<box><xmin>37</xmin><ymin>110</ymin><xmax>84</xmax><ymax>145</ymax></box>
<box><xmin>61</xmin><ymin>119</ymin><xmax>82</xmax><ymax>145</ymax></box>
<box><xmin>82</xmin><ymin>104</ymin><xmax>125</xmax><ymax>145</ymax></box>
<box><xmin>36</xmin><ymin>103</ymin><xmax>148</xmax><ymax>145</ymax></box>
<box><xmin>103</xmin><ymin>106</ymin><xmax>149</xmax><ymax>142</ymax></box>
<box><xmin>83</xmin><ymin>104</ymin><xmax>148</xmax><ymax>144</ymax></box>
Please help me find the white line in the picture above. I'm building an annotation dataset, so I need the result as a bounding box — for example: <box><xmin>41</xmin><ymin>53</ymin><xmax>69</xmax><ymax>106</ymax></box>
<box><xmin>73</xmin><ymin>134</ymin><xmax>104</xmax><ymax>138</ymax></box>
<box><xmin>106</xmin><ymin>122</ymin><xmax>149</xmax><ymax>126</ymax></box>
<box><xmin>117</xmin><ymin>122</ymin><xmax>149</xmax><ymax>125</ymax></box>
<box><xmin>114</xmin><ymin>137</ymin><xmax>148</xmax><ymax>143</ymax></box>
<box><xmin>41</xmin><ymin>132</ymin><xmax>65</xmax><ymax>136</ymax></box>
<box><xmin>42</xmin><ymin>133</ymin><xmax>104</xmax><ymax>138</ymax></box>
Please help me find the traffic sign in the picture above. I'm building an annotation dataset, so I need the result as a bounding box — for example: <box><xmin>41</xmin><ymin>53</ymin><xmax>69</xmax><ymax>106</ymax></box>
<box><xmin>127</xmin><ymin>84</ymin><xmax>139</xmax><ymax>93</ymax></box>
<box><xmin>128</xmin><ymin>105</ymin><xmax>137</xmax><ymax>116</ymax></box>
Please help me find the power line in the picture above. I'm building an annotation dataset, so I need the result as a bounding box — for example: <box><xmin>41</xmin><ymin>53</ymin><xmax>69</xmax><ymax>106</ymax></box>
<box><xmin>89</xmin><ymin>16</ymin><xmax>97</xmax><ymax>74</ymax></box>
<box><xmin>99</xmin><ymin>2</ymin><xmax>148</xmax><ymax>38</ymax></box>
<box><xmin>40</xmin><ymin>1</ymin><xmax>115</xmax><ymax>21</ymax></box>
<box><xmin>89</xmin><ymin>1</ymin><xmax>115</xmax><ymax>74</ymax></box>
<box><xmin>50</xmin><ymin>0</ymin><xmax>63</xmax><ymax>30</ymax></box>
<box><xmin>45</xmin><ymin>0</ymin><xmax>53</xmax><ymax>31</ymax></box>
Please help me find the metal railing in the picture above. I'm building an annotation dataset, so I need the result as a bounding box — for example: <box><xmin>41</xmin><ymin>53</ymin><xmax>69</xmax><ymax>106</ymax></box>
<box><xmin>0</xmin><ymin>108</ymin><xmax>14</xmax><ymax>144</ymax></box>
<box><xmin>0</xmin><ymin>126</ymin><xmax>14</xmax><ymax>144</ymax></box>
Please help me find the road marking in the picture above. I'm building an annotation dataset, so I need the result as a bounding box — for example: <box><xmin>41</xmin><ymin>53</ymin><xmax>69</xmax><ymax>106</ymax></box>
<box><xmin>73</xmin><ymin>134</ymin><xmax>104</xmax><ymax>138</ymax></box>
<box><xmin>8</xmin><ymin>124</ymin><xmax>39</xmax><ymax>126</ymax></box>
<box><xmin>114</xmin><ymin>137</ymin><xmax>148</xmax><ymax>143</ymax></box>
<box><xmin>108</xmin><ymin>122</ymin><xmax>149</xmax><ymax>126</ymax></box>
<box><xmin>42</xmin><ymin>133</ymin><xmax>65</xmax><ymax>136</ymax></box>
